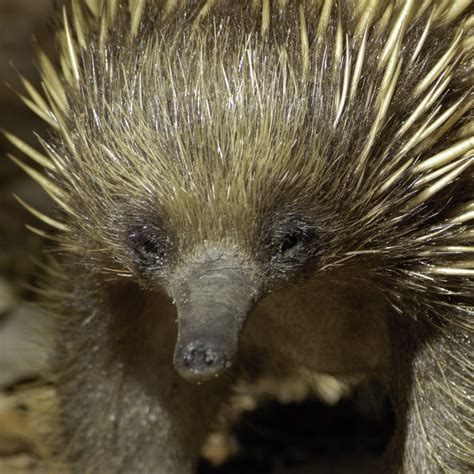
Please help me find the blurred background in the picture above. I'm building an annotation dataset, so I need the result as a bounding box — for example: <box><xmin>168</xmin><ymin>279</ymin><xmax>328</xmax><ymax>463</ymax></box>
<box><xmin>0</xmin><ymin>1</ymin><xmax>58</xmax><ymax>473</ymax></box>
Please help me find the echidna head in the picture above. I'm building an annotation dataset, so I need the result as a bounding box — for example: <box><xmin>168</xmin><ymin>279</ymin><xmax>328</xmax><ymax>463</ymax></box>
<box><xmin>23</xmin><ymin>3</ymin><xmax>471</xmax><ymax>382</ymax></box>
<box><xmin>51</xmin><ymin>23</ymin><xmax>345</xmax><ymax>382</ymax></box>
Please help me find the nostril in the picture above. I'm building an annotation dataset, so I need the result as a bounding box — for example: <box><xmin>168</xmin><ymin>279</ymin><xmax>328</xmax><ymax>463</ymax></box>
<box><xmin>203</xmin><ymin>347</ymin><xmax>219</xmax><ymax>366</ymax></box>
<box><xmin>184</xmin><ymin>343</ymin><xmax>223</xmax><ymax>367</ymax></box>
<box><xmin>175</xmin><ymin>340</ymin><xmax>231</xmax><ymax>381</ymax></box>
<box><xmin>182</xmin><ymin>351</ymin><xmax>193</xmax><ymax>367</ymax></box>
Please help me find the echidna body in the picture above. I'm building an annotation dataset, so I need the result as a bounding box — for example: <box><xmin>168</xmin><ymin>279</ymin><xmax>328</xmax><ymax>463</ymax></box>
<box><xmin>11</xmin><ymin>0</ymin><xmax>473</xmax><ymax>472</ymax></box>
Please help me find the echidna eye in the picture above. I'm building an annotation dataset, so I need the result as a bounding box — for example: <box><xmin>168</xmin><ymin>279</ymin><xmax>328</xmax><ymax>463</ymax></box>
<box><xmin>273</xmin><ymin>226</ymin><xmax>316</xmax><ymax>259</ymax></box>
<box><xmin>128</xmin><ymin>226</ymin><xmax>166</xmax><ymax>265</ymax></box>
<box><xmin>279</xmin><ymin>233</ymin><xmax>302</xmax><ymax>254</ymax></box>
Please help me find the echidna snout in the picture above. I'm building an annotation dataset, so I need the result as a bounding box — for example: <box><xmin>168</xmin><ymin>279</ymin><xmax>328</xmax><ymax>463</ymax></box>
<box><xmin>175</xmin><ymin>340</ymin><xmax>231</xmax><ymax>382</ymax></box>
<box><xmin>171</xmin><ymin>247</ymin><xmax>258</xmax><ymax>382</ymax></box>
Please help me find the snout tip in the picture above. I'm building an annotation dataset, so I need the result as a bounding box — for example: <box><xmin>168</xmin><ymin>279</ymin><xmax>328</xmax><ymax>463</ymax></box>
<box><xmin>174</xmin><ymin>340</ymin><xmax>232</xmax><ymax>382</ymax></box>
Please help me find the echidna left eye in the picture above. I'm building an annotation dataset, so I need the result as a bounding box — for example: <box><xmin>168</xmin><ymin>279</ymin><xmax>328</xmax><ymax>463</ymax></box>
<box><xmin>128</xmin><ymin>225</ymin><xmax>167</xmax><ymax>266</ymax></box>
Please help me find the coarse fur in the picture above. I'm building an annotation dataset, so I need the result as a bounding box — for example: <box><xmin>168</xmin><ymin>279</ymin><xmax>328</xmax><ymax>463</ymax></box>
<box><xmin>9</xmin><ymin>0</ymin><xmax>473</xmax><ymax>472</ymax></box>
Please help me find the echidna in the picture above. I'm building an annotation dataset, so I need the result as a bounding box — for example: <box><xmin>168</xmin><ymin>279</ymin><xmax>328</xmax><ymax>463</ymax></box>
<box><xmin>9</xmin><ymin>0</ymin><xmax>473</xmax><ymax>472</ymax></box>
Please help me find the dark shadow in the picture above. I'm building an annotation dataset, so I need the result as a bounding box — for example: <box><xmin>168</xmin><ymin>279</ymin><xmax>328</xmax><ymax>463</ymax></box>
<box><xmin>198</xmin><ymin>389</ymin><xmax>395</xmax><ymax>474</ymax></box>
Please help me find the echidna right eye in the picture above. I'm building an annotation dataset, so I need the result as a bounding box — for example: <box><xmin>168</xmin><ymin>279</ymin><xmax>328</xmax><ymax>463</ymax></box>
<box><xmin>278</xmin><ymin>233</ymin><xmax>302</xmax><ymax>254</ymax></box>
<box><xmin>128</xmin><ymin>226</ymin><xmax>166</xmax><ymax>266</ymax></box>
<box><xmin>272</xmin><ymin>226</ymin><xmax>316</xmax><ymax>259</ymax></box>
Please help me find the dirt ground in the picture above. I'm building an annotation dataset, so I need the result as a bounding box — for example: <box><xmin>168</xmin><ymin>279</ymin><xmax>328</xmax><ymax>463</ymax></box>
<box><xmin>0</xmin><ymin>2</ymin><xmax>390</xmax><ymax>473</ymax></box>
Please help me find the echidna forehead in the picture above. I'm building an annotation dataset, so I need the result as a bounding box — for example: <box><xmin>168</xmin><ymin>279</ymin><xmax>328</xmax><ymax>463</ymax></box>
<box><xmin>13</xmin><ymin>0</ymin><xmax>473</xmax><ymax>278</ymax></box>
<box><xmin>75</xmin><ymin>29</ymin><xmax>314</xmax><ymax>198</ymax></box>
<box><xmin>59</xmin><ymin>8</ymin><xmax>351</xmax><ymax>241</ymax></box>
